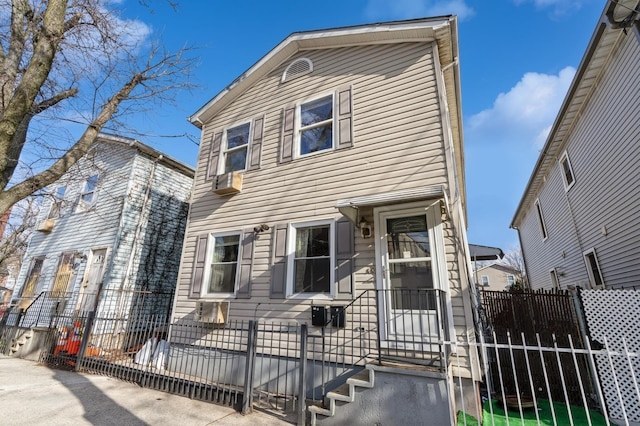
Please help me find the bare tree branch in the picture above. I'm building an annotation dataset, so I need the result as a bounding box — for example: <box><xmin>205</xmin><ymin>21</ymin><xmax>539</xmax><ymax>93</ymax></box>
<box><xmin>0</xmin><ymin>0</ymin><xmax>196</xmax><ymax>216</ymax></box>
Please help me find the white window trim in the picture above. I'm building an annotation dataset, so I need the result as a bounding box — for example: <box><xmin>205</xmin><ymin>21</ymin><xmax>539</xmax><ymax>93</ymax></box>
<box><xmin>583</xmin><ymin>248</ymin><xmax>604</xmax><ymax>289</ymax></box>
<box><xmin>294</xmin><ymin>91</ymin><xmax>336</xmax><ymax>159</ymax></box>
<box><xmin>76</xmin><ymin>174</ymin><xmax>100</xmax><ymax>213</ymax></box>
<box><xmin>534</xmin><ymin>198</ymin><xmax>548</xmax><ymax>241</ymax></box>
<box><xmin>202</xmin><ymin>230</ymin><xmax>243</xmax><ymax>298</ymax></box>
<box><xmin>286</xmin><ymin>218</ymin><xmax>335</xmax><ymax>299</ymax></box>
<box><xmin>550</xmin><ymin>268</ymin><xmax>560</xmax><ymax>290</ymax></box>
<box><xmin>507</xmin><ymin>274</ymin><xmax>516</xmax><ymax>286</ymax></box>
<box><xmin>219</xmin><ymin>120</ymin><xmax>252</xmax><ymax>174</ymax></box>
<box><xmin>559</xmin><ymin>150</ymin><xmax>575</xmax><ymax>191</ymax></box>
<box><xmin>481</xmin><ymin>275</ymin><xmax>490</xmax><ymax>286</ymax></box>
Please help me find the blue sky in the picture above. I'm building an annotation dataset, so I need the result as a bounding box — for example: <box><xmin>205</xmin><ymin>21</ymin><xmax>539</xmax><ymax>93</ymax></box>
<box><xmin>107</xmin><ymin>0</ymin><xmax>605</xmax><ymax>252</ymax></box>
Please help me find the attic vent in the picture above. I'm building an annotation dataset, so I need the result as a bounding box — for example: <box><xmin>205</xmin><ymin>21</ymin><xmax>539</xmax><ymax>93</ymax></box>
<box><xmin>282</xmin><ymin>58</ymin><xmax>313</xmax><ymax>83</ymax></box>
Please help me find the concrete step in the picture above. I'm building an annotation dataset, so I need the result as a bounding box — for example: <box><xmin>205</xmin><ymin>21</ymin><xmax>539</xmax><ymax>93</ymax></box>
<box><xmin>309</xmin><ymin>367</ymin><xmax>375</xmax><ymax>425</ymax></box>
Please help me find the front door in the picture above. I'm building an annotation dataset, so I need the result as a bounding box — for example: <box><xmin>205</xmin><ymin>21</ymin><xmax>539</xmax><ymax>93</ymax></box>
<box><xmin>375</xmin><ymin>203</ymin><xmax>445</xmax><ymax>346</ymax></box>
<box><xmin>77</xmin><ymin>249</ymin><xmax>107</xmax><ymax>313</ymax></box>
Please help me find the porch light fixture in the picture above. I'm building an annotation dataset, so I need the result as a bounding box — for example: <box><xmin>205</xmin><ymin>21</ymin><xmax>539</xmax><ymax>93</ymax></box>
<box><xmin>359</xmin><ymin>217</ymin><xmax>372</xmax><ymax>239</ymax></box>
<box><xmin>74</xmin><ymin>251</ymin><xmax>87</xmax><ymax>262</ymax></box>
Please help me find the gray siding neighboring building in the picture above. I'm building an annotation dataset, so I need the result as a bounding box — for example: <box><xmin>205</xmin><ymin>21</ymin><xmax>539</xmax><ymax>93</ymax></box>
<box><xmin>512</xmin><ymin>13</ymin><xmax>640</xmax><ymax>290</ymax></box>
<box><xmin>12</xmin><ymin>135</ymin><xmax>194</xmax><ymax>316</ymax></box>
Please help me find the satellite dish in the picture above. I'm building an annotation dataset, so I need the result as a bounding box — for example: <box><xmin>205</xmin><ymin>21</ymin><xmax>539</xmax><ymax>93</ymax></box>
<box><xmin>606</xmin><ymin>0</ymin><xmax>640</xmax><ymax>29</ymax></box>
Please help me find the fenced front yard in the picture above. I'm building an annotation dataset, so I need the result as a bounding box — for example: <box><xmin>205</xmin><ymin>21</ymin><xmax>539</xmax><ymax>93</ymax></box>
<box><xmin>1</xmin><ymin>287</ymin><xmax>639</xmax><ymax>425</ymax></box>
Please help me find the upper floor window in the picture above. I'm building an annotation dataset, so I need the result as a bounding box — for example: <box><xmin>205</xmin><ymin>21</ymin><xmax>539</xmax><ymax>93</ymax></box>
<box><xmin>481</xmin><ymin>275</ymin><xmax>489</xmax><ymax>286</ymax></box>
<box><xmin>206</xmin><ymin>233</ymin><xmax>241</xmax><ymax>295</ymax></box>
<box><xmin>583</xmin><ymin>249</ymin><xmax>604</xmax><ymax>289</ymax></box>
<box><xmin>298</xmin><ymin>94</ymin><xmax>333</xmax><ymax>157</ymax></box>
<box><xmin>222</xmin><ymin>122</ymin><xmax>251</xmax><ymax>173</ymax></box>
<box><xmin>288</xmin><ymin>220</ymin><xmax>334</xmax><ymax>296</ymax></box>
<box><xmin>77</xmin><ymin>174</ymin><xmax>100</xmax><ymax>212</ymax></box>
<box><xmin>559</xmin><ymin>151</ymin><xmax>575</xmax><ymax>190</ymax></box>
<box><xmin>48</xmin><ymin>185</ymin><xmax>67</xmax><ymax>219</ymax></box>
<box><xmin>535</xmin><ymin>199</ymin><xmax>548</xmax><ymax>240</ymax></box>
<box><xmin>507</xmin><ymin>274</ymin><xmax>515</xmax><ymax>286</ymax></box>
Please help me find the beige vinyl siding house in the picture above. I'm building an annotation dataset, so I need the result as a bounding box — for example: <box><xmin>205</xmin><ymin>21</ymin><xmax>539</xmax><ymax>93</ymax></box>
<box><xmin>511</xmin><ymin>6</ymin><xmax>640</xmax><ymax>291</ymax></box>
<box><xmin>476</xmin><ymin>264</ymin><xmax>519</xmax><ymax>292</ymax></box>
<box><xmin>174</xmin><ymin>17</ymin><xmax>480</xmax><ymax>421</ymax></box>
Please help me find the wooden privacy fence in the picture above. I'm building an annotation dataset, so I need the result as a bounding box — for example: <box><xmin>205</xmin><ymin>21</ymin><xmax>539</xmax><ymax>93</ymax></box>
<box><xmin>480</xmin><ymin>290</ymin><xmax>595</xmax><ymax>407</ymax></box>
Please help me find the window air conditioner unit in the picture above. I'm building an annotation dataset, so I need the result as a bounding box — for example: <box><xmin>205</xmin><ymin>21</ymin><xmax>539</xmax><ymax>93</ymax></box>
<box><xmin>36</xmin><ymin>219</ymin><xmax>55</xmax><ymax>232</ymax></box>
<box><xmin>213</xmin><ymin>172</ymin><xmax>243</xmax><ymax>195</ymax></box>
<box><xmin>195</xmin><ymin>301</ymin><xmax>229</xmax><ymax>324</ymax></box>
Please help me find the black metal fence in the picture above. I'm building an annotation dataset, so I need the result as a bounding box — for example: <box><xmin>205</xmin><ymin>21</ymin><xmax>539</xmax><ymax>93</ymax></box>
<box><xmin>0</xmin><ymin>287</ymin><xmax>451</xmax><ymax>425</ymax></box>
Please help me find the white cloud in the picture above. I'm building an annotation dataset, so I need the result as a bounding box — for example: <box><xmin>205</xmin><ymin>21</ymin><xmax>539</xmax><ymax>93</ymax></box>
<box><xmin>513</xmin><ymin>0</ymin><xmax>586</xmax><ymax>17</ymax></box>
<box><xmin>364</xmin><ymin>0</ymin><xmax>475</xmax><ymax>21</ymax></box>
<box><xmin>467</xmin><ymin>66</ymin><xmax>575</xmax><ymax>148</ymax></box>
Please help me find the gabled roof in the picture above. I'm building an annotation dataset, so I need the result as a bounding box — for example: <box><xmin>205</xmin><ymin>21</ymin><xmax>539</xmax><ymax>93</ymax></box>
<box><xmin>97</xmin><ymin>133</ymin><xmax>195</xmax><ymax>178</ymax></box>
<box><xmin>511</xmin><ymin>3</ymin><xmax>629</xmax><ymax>227</ymax></box>
<box><xmin>469</xmin><ymin>244</ymin><xmax>504</xmax><ymax>261</ymax></box>
<box><xmin>188</xmin><ymin>17</ymin><xmax>465</xmax><ymax>210</ymax></box>
<box><xmin>476</xmin><ymin>263</ymin><xmax>519</xmax><ymax>275</ymax></box>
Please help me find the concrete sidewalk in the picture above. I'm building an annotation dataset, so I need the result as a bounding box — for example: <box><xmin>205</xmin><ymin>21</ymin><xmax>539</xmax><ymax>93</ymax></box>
<box><xmin>0</xmin><ymin>356</ymin><xmax>294</xmax><ymax>425</ymax></box>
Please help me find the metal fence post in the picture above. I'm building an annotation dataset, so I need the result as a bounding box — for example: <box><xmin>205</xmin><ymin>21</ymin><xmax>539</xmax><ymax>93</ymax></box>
<box><xmin>242</xmin><ymin>320</ymin><xmax>257</xmax><ymax>414</ymax></box>
<box><xmin>297</xmin><ymin>324</ymin><xmax>308</xmax><ymax>426</ymax></box>
<box><xmin>75</xmin><ymin>311</ymin><xmax>95</xmax><ymax>372</ymax></box>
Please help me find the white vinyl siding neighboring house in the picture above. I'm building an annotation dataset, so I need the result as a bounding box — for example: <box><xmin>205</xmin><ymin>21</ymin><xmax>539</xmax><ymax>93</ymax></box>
<box><xmin>174</xmin><ymin>19</ymin><xmax>480</xmax><ymax>417</ymax></box>
<box><xmin>512</xmin><ymin>19</ymin><xmax>640</xmax><ymax>290</ymax></box>
<box><xmin>12</xmin><ymin>135</ymin><xmax>194</xmax><ymax>317</ymax></box>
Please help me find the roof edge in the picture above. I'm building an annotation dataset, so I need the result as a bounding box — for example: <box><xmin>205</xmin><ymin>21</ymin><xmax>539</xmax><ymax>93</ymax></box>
<box><xmin>188</xmin><ymin>17</ymin><xmax>454</xmax><ymax>127</ymax></box>
<box><xmin>97</xmin><ymin>133</ymin><xmax>195</xmax><ymax>178</ymax></box>
<box><xmin>510</xmin><ymin>3</ymin><xmax>616</xmax><ymax>229</ymax></box>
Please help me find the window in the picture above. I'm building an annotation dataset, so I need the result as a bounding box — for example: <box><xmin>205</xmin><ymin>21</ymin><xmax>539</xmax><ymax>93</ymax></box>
<box><xmin>288</xmin><ymin>220</ymin><xmax>334</xmax><ymax>296</ymax></box>
<box><xmin>205</xmin><ymin>233</ymin><xmax>241</xmax><ymax>294</ymax></box>
<box><xmin>48</xmin><ymin>185</ymin><xmax>67</xmax><ymax>219</ymax></box>
<box><xmin>507</xmin><ymin>274</ymin><xmax>516</xmax><ymax>286</ymax></box>
<box><xmin>51</xmin><ymin>253</ymin><xmax>75</xmax><ymax>297</ymax></box>
<box><xmin>298</xmin><ymin>94</ymin><xmax>333</xmax><ymax>157</ymax></box>
<box><xmin>222</xmin><ymin>122</ymin><xmax>251</xmax><ymax>173</ymax></box>
<box><xmin>535</xmin><ymin>199</ymin><xmax>548</xmax><ymax>240</ymax></box>
<box><xmin>78</xmin><ymin>174</ymin><xmax>99</xmax><ymax>211</ymax></box>
<box><xmin>550</xmin><ymin>268</ymin><xmax>560</xmax><ymax>290</ymax></box>
<box><xmin>583</xmin><ymin>249</ymin><xmax>604</xmax><ymax>289</ymax></box>
<box><xmin>20</xmin><ymin>257</ymin><xmax>44</xmax><ymax>298</ymax></box>
<box><xmin>559</xmin><ymin>151</ymin><xmax>575</xmax><ymax>190</ymax></box>
<box><xmin>481</xmin><ymin>275</ymin><xmax>489</xmax><ymax>286</ymax></box>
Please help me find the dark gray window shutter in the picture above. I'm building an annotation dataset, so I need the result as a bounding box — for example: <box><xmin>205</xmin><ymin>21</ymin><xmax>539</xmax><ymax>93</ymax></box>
<box><xmin>336</xmin><ymin>85</ymin><xmax>353</xmax><ymax>150</ymax></box>
<box><xmin>236</xmin><ymin>229</ymin><xmax>255</xmax><ymax>299</ymax></box>
<box><xmin>206</xmin><ymin>132</ymin><xmax>223</xmax><ymax>180</ymax></box>
<box><xmin>249</xmin><ymin>115</ymin><xmax>264</xmax><ymax>170</ymax></box>
<box><xmin>280</xmin><ymin>105</ymin><xmax>295</xmax><ymax>163</ymax></box>
<box><xmin>190</xmin><ymin>234</ymin><xmax>209</xmax><ymax>298</ymax></box>
<box><xmin>270</xmin><ymin>223</ymin><xmax>289</xmax><ymax>298</ymax></box>
<box><xmin>335</xmin><ymin>218</ymin><xmax>354</xmax><ymax>300</ymax></box>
